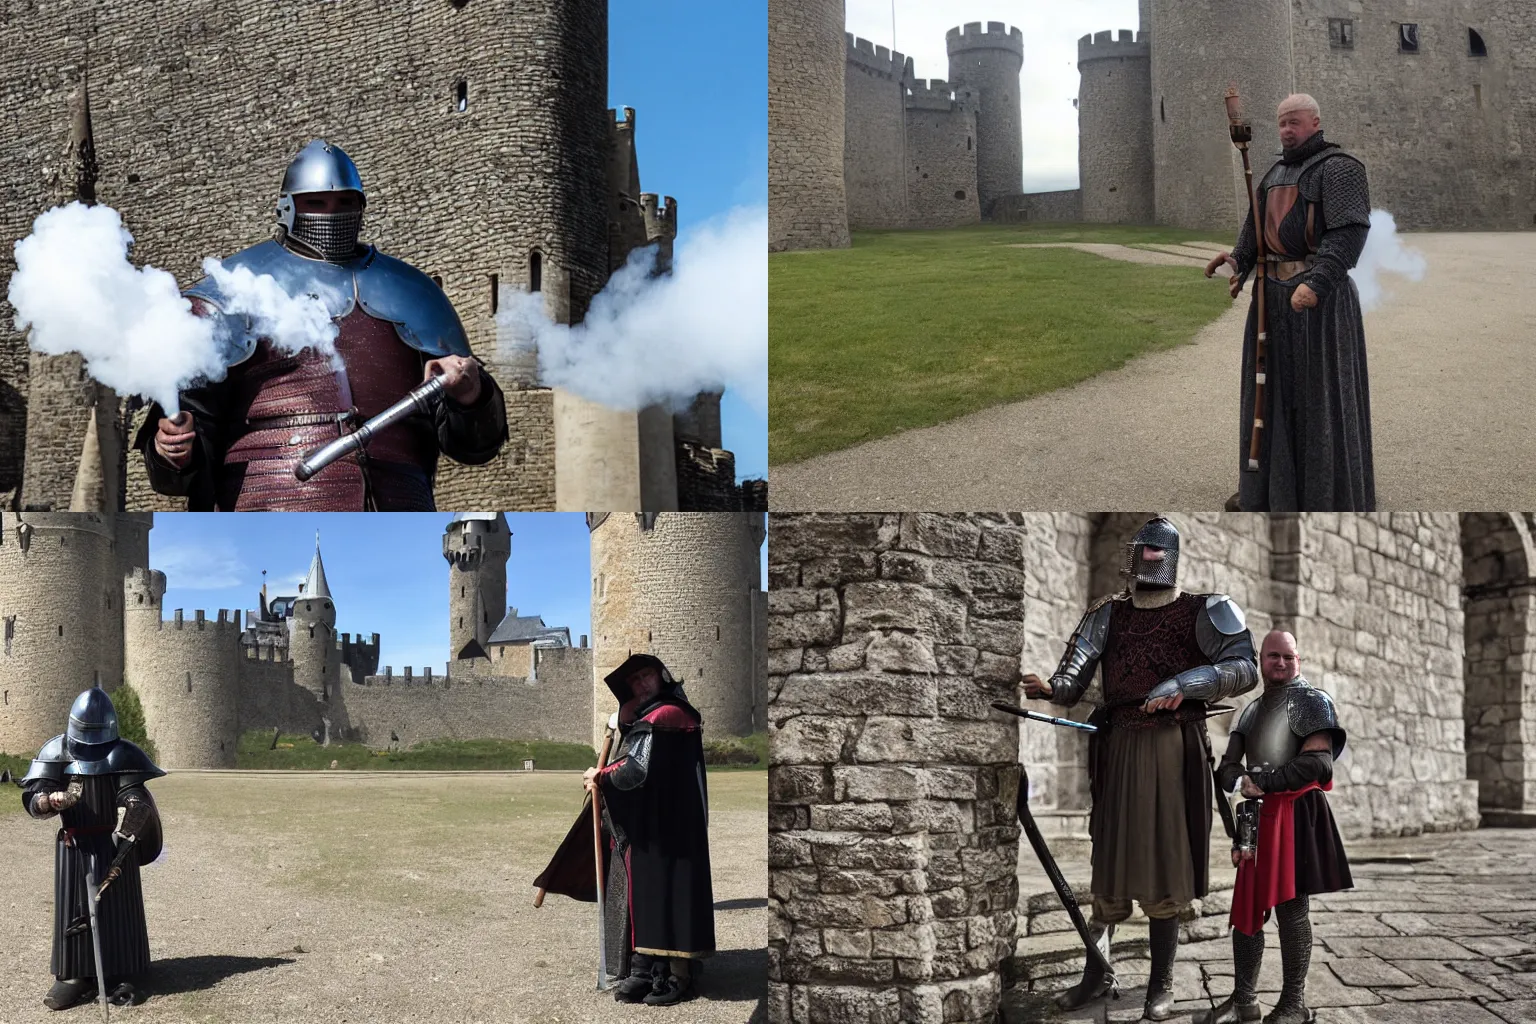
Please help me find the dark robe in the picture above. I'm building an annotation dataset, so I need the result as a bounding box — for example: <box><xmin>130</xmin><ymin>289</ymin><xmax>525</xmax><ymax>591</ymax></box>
<box><xmin>22</xmin><ymin>776</ymin><xmax>162</xmax><ymax>980</ymax></box>
<box><xmin>1089</xmin><ymin>593</ymin><xmax>1215</xmax><ymax>905</ymax></box>
<box><xmin>131</xmin><ymin>295</ymin><xmax>508</xmax><ymax>511</ymax></box>
<box><xmin>1231</xmin><ymin>130</ymin><xmax>1375</xmax><ymax>512</ymax></box>
<box><xmin>600</xmin><ymin>695</ymin><xmax>715</xmax><ymax>960</ymax></box>
<box><xmin>531</xmin><ymin>788</ymin><xmax>632</xmax><ymax>983</ymax></box>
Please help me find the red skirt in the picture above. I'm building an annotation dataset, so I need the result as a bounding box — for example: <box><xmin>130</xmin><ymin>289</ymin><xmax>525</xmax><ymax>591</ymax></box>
<box><xmin>1230</xmin><ymin>782</ymin><xmax>1353</xmax><ymax>935</ymax></box>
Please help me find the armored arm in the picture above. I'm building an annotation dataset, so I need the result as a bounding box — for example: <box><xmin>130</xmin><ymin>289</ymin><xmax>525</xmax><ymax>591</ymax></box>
<box><xmin>1045</xmin><ymin>601</ymin><xmax>1113</xmax><ymax>707</ymax></box>
<box><xmin>1145</xmin><ymin>595</ymin><xmax>1259</xmax><ymax>704</ymax></box>
<box><xmin>602</xmin><ymin>722</ymin><xmax>654</xmax><ymax>793</ymax></box>
<box><xmin>434</xmin><ymin>365</ymin><xmax>508</xmax><ymax>466</ymax></box>
<box><xmin>1302</xmin><ymin>157</ymin><xmax>1371</xmax><ymax>301</ymax></box>
<box><xmin>1214</xmin><ymin>731</ymin><xmax>1248</xmax><ymax>794</ymax></box>
<box><xmin>23</xmin><ymin>781</ymin><xmax>62</xmax><ymax>818</ymax></box>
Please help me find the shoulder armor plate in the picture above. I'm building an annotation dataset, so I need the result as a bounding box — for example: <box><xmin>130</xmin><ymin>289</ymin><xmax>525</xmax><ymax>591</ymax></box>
<box><xmin>1081</xmin><ymin>598</ymin><xmax>1115</xmax><ymax>651</ymax></box>
<box><xmin>1203</xmin><ymin>594</ymin><xmax>1247</xmax><ymax>635</ymax></box>
<box><xmin>20</xmin><ymin>734</ymin><xmax>69</xmax><ymax>784</ymax></box>
<box><xmin>355</xmin><ymin>250</ymin><xmax>471</xmax><ymax>358</ymax></box>
<box><xmin>64</xmin><ymin>738</ymin><xmax>167</xmax><ymax>779</ymax></box>
<box><xmin>1286</xmin><ymin>682</ymin><xmax>1345</xmax><ymax>756</ymax></box>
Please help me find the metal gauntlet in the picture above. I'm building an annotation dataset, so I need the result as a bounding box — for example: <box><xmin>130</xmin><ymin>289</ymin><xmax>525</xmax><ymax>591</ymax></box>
<box><xmin>1166</xmin><ymin>658</ymin><xmax>1259</xmax><ymax>702</ymax></box>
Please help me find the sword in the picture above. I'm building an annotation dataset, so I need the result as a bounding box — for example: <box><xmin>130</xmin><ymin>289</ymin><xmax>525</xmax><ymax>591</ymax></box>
<box><xmin>990</xmin><ymin>702</ymin><xmax>1098</xmax><ymax>732</ymax></box>
<box><xmin>82</xmin><ymin>848</ymin><xmax>111</xmax><ymax>1022</ymax></box>
<box><xmin>94</xmin><ymin>835</ymin><xmax>138</xmax><ymax>903</ymax></box>
<box><xmin>293</xmin><ymin>376</ymin><xmax>446</xmax><ymax>481</ymax></box>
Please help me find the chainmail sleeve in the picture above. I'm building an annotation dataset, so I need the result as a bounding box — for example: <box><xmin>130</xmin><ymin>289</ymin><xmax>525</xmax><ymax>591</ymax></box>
<box><xmin>1303</xmin><ymin>156</ymin><xmax>1371</xmax><ymax>301</ymax></box>
<box><xmin>435</xmin><ymin>367</ymin><xmax>508</xmax><ymax>466</ymax></box>
<box><xmin>1231</xmin><ymin>200</ymin><xmax>1258</xmax><ymax>279</ymax></box>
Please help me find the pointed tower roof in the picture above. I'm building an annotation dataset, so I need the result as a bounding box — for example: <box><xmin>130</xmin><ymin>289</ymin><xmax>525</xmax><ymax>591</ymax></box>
<box><xmin>301</xmin><ymin>531</ymin><xmax>332</xmax><ymax>599</ymax></box>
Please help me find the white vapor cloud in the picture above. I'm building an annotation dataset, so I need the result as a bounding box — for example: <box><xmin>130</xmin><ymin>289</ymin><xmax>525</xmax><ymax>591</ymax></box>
<box><xmin>1350</xmin><ymin>209</ymin><xmax>1426</xmax><ymax>313</ymax></box>
<box><xmin>8</xmin><ymin>201</ymin><xmax>346</xmax><ymax>416</ymax></box>
<box><xmin>496</xmin><ymin>205</ymin><xmax>767</xmax><ymax>415</ymax></box>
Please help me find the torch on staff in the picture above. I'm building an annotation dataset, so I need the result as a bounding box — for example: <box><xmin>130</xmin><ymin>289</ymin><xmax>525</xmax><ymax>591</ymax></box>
<box><xmin>294</xmin><ymin>376</ymin><xmax>447</xmax><ymax>481</ymax></box>
<box><xmin>1225</xmin><ymin>84</ymin><xmax>1269</xmax><ymax>474</ymax></box>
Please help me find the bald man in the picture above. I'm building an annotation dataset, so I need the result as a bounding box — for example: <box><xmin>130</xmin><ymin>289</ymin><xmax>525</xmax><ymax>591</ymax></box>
<box><xmin>1206</xmin><ymin>94</ymin><xmax>1375</xmax><ymax>514</ymax></box>
<box><xmin>1203</xmin><ymin>630</ymin><xmax>1354</xmax><ymax>1024</ymax></box>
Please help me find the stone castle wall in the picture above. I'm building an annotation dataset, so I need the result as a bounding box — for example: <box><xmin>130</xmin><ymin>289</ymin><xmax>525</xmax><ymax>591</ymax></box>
<box><xmin>843</xmin><ymin>36</ymin><xmax>910</xmax><ymax>230</ymax></box>
<box><xmin>350</xmin><ymin>644</ymin><xmax>593</xmax><ymax>749</ymax></box>
<box><xmin>124</xmin><ymin>596</ymin><xmax>243</xmax><ymax>770</ymax></box>
<box><xmin>0</xmin><ymin>0</ymin><xmax>612</xmax><ymax>512</ymax></box>
<box><xmin>768</xmin><ymin>513</ymin><xmax>1025</xmax><ymax>1024</ymax></box>
<box><xmin>988</xmin><ymin>190</ymin><xmax>1083</xmax><ymax>224</ymax></box>
<box><xmin>904</xmin><ymin>81</ymin><xmax>982</xmax><ymax>228</ymax></box>
<box><xmin>769</xmin><ymin>0</ymin><xmax>851</xmax><ymax>251</ymax></box>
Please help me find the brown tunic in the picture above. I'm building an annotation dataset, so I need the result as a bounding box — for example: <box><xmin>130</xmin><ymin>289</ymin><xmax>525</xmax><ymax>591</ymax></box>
<box><xmin>1088</xmin><ymin>593</ymin><xmax>1215</xmax><ymax>906</ymax></box>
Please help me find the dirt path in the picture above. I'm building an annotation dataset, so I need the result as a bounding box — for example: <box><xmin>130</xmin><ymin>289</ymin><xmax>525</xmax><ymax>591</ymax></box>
<box><xmin>770</xmin><ymin>233</ymin><xmax>1536</xmax><ymax>511</ymax></box>
<box><xmin>0</xmin><ymin>771</ymin><xmax>766</xmax><ymax>1024</ymax></box>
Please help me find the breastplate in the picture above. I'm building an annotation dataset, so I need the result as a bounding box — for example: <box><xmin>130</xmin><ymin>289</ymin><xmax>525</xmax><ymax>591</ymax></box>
<box><xmin>1245</xmin><ymin>685</ymin><xmax>1304</xmax><ymax>769</ymax></box>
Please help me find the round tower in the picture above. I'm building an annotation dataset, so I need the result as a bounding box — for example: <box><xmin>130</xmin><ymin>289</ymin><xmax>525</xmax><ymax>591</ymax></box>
<box><xmin>0</xmin><ymin>512</ymin><xmax>118</xmax><ymax>756</ymax></box>
<box><xmin>289</xmin><ymin>538</ymin><xmax>339</xmax><ymax>704</ymax></box>
<box><xmin>443</xmin><ymin>513</ymin><xmax>512</xmax><ymax>662</ymax></box>
<box><xmin>946</xmin><ymin>21</ymin><xmax>1024</xmax><ymax>217</ymax></box>
<box><xmin>102</xmin><ymin>512</ymin><xmax>154</xmax><ymax>700</ymax></box>
<box><xmin>768</xmin><ymin>0</ymin><xmax>851</xmax><ymax>251</ymax></box>
<box><xmin>1078</xmin><ymin>30</ymin><xmax>1155</xmax><ymax>224</ymax></box>
<box><xmin>123</xmin><ymin>569</ymin><xmax>242</xmax><ymax>769</ymax></box>
<box><xmin>589</xmin><ymin>513</ymin><xmax>765</xmax><ymax>749</ymax></box>
<box><xmin>1149</xmin><ymin>0</ymin><xmax>1293</xmax><ymax>230</ymax></box>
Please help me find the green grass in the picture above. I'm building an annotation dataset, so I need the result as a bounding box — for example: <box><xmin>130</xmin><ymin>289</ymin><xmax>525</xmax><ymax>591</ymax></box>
<box><xmin>769</xmin><ymin>221</ymin><xmax>1233</xmax><ymax>464</ymax></box>
<box><xmin>704</xmin><ymin>730</ymin><xmax>768</xmax><ymax>770</ymax></box>
<box><xmin>0</xmin><ymin>752</ymin><xmax>26</xmax><ymax>815</ymax></box>
<box><xmin>235</xmin><ymin>731</ymin><xmax>599</xmax><ymax>771</ymax></box>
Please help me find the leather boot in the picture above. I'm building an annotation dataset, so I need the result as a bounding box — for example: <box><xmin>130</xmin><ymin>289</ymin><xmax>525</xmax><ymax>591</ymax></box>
<box><xmin>1054</xmin><ymin>921</ymin><xmax>1118</xmax><ymax>1010</ymax></box>
<box><xmin>1197</xmin><ymin>925</ymin><xmax>1263</xmax><ymax>1023</ymax></box>
<box><xmin>1144</xmin><ymin>916</ymin><xmax>1180</xmax><ymax>1021</ymax></box>
<box><xmin>43</xmin><ymin>978</ymin><xmax>97</xmax><ymax>1011</ymax></box>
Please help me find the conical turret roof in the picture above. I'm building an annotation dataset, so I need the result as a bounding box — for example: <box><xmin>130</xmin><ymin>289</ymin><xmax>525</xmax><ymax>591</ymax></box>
<box><xmin>301</xmin><ymin>532</ymin><xmax>332</xmax><ymax>599</ymax></box>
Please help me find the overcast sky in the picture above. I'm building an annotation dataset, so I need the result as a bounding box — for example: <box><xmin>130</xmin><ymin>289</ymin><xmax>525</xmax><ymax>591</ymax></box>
<box><xmin>846</xmin><ymin>0</ymin><xmax>1140</xmax><ymax>193</ymax></box>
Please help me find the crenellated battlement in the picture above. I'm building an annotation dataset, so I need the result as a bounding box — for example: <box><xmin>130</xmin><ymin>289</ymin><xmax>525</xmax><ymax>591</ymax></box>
<box><xmin>359</xmin><ymin>666</ymin><xmax>533</xmax><ymax>689</ymax></box>
<box><xmin>640</xmin><ymin>193</ymin><xmax>677</xmax><ymax>242</ymax></box>
<box><xmin>946</xmin><ymin>21</ymin><xmax>1024</xmax><ymax>58</ymax></box>
<box><xmin>145</xmin><ymin>608</ymin><xmax>245</xmax><ymax>634</ymax></box>
<box><xmin>1078</xmin><ymin>28</ymin><xmax>1149</xmax><ymax>65</ymax></box>
<box><xmin>845</xmin><ymin>33</ymin><xmax>911</xmax><ymax>80</ymax></box>
<box><xmin>905</xmin><ymin>79</ymin><xmax>977</xmax><ymax>112</ymax></box>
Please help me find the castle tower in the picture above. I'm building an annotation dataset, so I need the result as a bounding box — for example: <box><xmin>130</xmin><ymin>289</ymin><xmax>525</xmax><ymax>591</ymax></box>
<box><xmin>551</xmin><ymin>108</ymin><xmax>680</xmax><ymax>513</ymax></box>
<box><xmin>289</xmin><ymin>535</ymin><xmax>339</xmax><ymax>703</ymax></box>
<box><xmin>946</xmin><ymin>22</ymin><xmax>1024</xmax><ymax>217</ymax></box>
<box><xmin>769</xmin><ymin>0</ymin><xmax>851</xmax><ymax>250</ymax></box>
<box><xmin>0</xmin><ymin>513</ymin><xmax>121</xmax><ymax>755</ymax></box>
<box><xmin>1078</xmin><ymin>30</ymin><xmax>1155</xmax><ymax>224</ymax></box>
<box><xmin>903</xmin><ymin>79</ymin><xmax>982</xmax><ymax>228</ymax></box>
<box><xmin>123</xmin><ymin>568</ymin><xmax>241</xmax><ymax>768</ymax></box>
<box><xmin>1149</xmin><ymin>0</ymin><xmax>1293</xmax><ymax>230</ymax></box>
<box><xmin>443</xmin><ymin>513</ymin><xmax>512</xmax><ymax>662</ymax></box>
<box><xmin>588</xmin><ymin>512</ymin><xmax>766</xmax><ymax>748</ymax></box>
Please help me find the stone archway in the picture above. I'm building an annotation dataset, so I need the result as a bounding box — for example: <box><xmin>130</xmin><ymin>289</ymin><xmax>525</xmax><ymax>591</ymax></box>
<box><xmin>1460</xmin><ymin>512</ymin><xmax>1536</xmax><ymax>825</ymax></box>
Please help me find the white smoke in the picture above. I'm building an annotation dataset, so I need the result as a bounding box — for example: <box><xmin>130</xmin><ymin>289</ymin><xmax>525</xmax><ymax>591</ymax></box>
<box><xmin>495</xmin><ymin>205</ymin><xmax>767</xmax><ymax>414</ymax></box>
<box><xmin>1349</xmin><ymin>209</ymin><xmax>1427</xmax><ymax>313</ymax></box>
<box><xmin>200</xmin><ymin>257</ymin><xmax>343</xmax><ymax>369</ymax></box>
<box><xmin>8</xmin><ymin>202</ymin><xmax>223</xmax><ymax>418</ymax></box>
<box><xmin>8</xmin><ymin>201</ymin><xmax>343</xmax><ymax>417</ymax></box>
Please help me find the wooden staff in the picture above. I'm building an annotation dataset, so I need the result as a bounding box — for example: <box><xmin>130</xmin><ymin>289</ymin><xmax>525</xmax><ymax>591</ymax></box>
<box><xmin>1225</xmin><ymin>85</ymin><xmax>1268</xmax><ymax>472</ymax></box>
<box><xmin>590</xmin><ymin>727</ymin><xmax>614</xmax><ymax>991</ymax></box>
<box><xmin>533</xmin><ymin>727</ymin><xmax>613</xmax><ymax>910</ymax></box>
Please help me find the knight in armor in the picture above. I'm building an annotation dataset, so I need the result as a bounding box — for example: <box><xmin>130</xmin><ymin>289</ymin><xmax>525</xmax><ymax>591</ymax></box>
<box><xmin>1206</xmin><ymin>95</ymin><xmax>1375</xmax><ymax>513</ymax></box>
<box><xmin>582</xmin><ymin>654</ymin><xmax>715</xmax><ymax>1006</ymax></box>
<box><xmin>1200</xmin><ymin>630</ymin><xmax>1352</xmax><ymax>1024</ymax></box>
<box><xmin>1023</xmin><ymin>516</ymin><xmax>1260</xmax><ymax>1020</ymax></box>
<box><xmin>18</xmin><ymin>687</ymin><xmax>166</xmax><ymax>1010</ymax></box>
<box><xmin>134</xmin><ymin>139</ymin><xmax>508</xmax><ymax>510</ymax></box>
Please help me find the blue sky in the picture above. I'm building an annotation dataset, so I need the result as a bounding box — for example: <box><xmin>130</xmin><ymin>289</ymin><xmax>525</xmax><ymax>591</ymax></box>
<box><xmin>613</xmin><ymin>1</ymin><xmax>766</xmax><ymax>481</ymax></box>
<box><xmin>151</xmin><ymin>514</ymin><xmax>767</xmax><ymax>676</ymax></box>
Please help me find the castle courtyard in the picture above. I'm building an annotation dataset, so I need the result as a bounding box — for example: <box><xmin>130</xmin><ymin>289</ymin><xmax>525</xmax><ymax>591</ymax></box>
<box><xmin>769</xmin><ymin>231</ymin><xmax>1536</xmax><ymax>511</ymax></box>
<box><xmin>0</xmin><ymin>770</ymin><xmax>768</xmax><ymax>1023</ymax></box>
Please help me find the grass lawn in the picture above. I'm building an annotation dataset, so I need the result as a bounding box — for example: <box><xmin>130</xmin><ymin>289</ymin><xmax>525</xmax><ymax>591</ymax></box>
<box><xmin>770</xmin><ymin>221</ymin><xmax>1234</xmax><ymax>464</ymax></box>
<box><xmin>0</xmin><ymin>752</ymin><xmax>26</xmax><ymax>815</ymax></box>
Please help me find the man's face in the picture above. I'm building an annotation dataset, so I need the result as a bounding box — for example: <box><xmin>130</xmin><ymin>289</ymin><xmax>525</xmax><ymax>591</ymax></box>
<box><xmin>1277</xmin><ymin>106</ymin><xmax>1321</xmax><ymax>150</ymax></box>
<box><xmin>295</xmin><ymin>191</ymin><xmax>363</xmax><ymax>215</ymax></box>
<box><xmin>627</xmin><ymin>666</ymin><xmax>662</xmax><ymax>703</ymax></box>
<box><xmin>1141</xmin><ymin>545</ymin><xmax>1167</xmax><ymax>563</ymax></box>
<box><xmin>1261</xmin><ymin>632</ymin><xmax>1300</xmax><ymax>684</ymax></box>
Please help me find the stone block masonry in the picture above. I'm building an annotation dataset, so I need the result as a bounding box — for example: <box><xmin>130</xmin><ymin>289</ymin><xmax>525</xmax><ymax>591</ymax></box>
<box><xmin>770</xmin><ymin>0</ymin><xmax>851</xmax><ymax>251</ymax></box>
<box><xmin>769</xmin><ymin>513</ymin><xmax>1026</xmax><ymax>1024</ymax></box>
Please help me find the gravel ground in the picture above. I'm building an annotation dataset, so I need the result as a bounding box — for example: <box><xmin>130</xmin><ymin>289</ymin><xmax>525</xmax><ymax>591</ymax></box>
<box><xmin>0</xmin><ymin>771</ymin><xmax>767</xmax><ymax>1024</ymax></box>
<box><xmin>770</xmin><ymin>232</ymin><xmax>1536</xmax><ymax>511</ymax></box>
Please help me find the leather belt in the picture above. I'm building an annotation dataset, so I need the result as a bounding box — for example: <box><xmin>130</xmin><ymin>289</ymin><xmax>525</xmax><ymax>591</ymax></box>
<box><xmin>1264</xmin><ymin>255</ymin><xmax>1315</xmax><ymax>282</ymax></box>
<box><xmin>244</xmin><ymin>411</ymin><xmax>359</xmax><ymax>431</ymax></box>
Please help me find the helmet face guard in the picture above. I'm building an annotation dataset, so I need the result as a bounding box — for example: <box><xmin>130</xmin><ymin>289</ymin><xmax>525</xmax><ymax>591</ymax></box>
<box><xmin>66</xmin><ymin>686</ymin><xmax>119</xmax><ymax>762</ymax></box>
<box><xmin>1125</xmin><ymin>516</ymin><xmax>1180</xmax><ymax>589</ymax></box>
<box><xmin>275</xmin><ymin>140</ymin><xmax>366</xmax><ymax>262</ymax></box>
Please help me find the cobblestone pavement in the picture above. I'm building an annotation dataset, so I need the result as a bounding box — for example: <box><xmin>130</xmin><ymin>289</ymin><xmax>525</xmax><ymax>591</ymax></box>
<box><xmin>1003</xmin><ymin>827</ymin><xmax>1536</xmax><ymax>1024</ymax></box>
